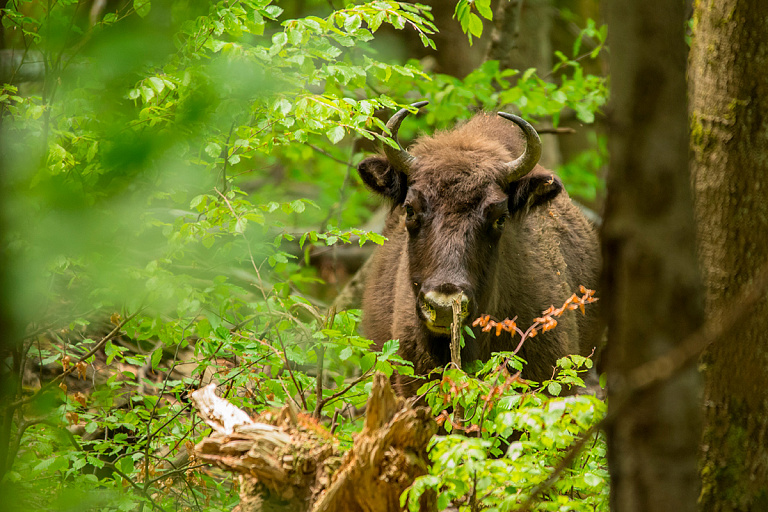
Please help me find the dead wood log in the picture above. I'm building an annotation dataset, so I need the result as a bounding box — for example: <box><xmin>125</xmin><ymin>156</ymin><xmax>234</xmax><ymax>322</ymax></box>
<box><xmin>190</xmin><ymin>374</ymin><xmax>437</xmax><ymax>512</ymax></box>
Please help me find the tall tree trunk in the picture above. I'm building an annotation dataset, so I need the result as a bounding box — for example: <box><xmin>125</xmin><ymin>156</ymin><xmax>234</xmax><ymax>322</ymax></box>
<box><xmin>602</xmin><ymin>1</ymin><xmax>704</xmax><ymax>510</ymax></box>
<box><xmin>486</xmin><ymin>0</ymin><xmax>562</xmax><ymax>169</ymax></box>
<box><xmin>690</xmin><ymin>2</ymin><xmax>768</xmax><ymax>510</ymax></box>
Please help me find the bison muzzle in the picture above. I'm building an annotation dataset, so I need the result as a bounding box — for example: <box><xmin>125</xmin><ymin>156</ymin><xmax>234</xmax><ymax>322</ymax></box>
<box><xmin>358</xmin><ymin>102</ymin><xmax>601</xmax><ymax>397</ymax></box>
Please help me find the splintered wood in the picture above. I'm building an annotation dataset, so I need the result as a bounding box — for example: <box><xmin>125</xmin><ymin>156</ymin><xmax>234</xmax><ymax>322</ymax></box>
<box><xmin>450</xmin><ymin>297</ymin><xmax>462</xmax><ymax>369</ymax></box>
<box><xmin>450</xmin><ymin>298</ymin><xmax>466</xmax><ymax>431</ymax></box>
<box><xmin>190</xmin><ymin>375</ymin><xmax>437</xmax><ymax>512</ymax></box>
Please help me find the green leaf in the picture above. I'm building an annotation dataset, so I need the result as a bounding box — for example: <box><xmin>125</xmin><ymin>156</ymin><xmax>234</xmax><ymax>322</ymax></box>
<box><xmin>468</xmin><ymin>13</ymin><xmax>484</xmax><ymax>38</ymax></box>
<box><xmin>235</xmin><ymin>217</ymin><xmax>247</xmax><ymax>234</ymax></box>
<box><xmin>272</xmin><ymin>32</ymin><xmax>287</xmax><ymax>48</ymax></box>
<box><xmin>148</xmin><ymin>76</ymin><xmax>165</xmax><ymax>94</ymax></box>
<box><xmin>133</xmin><ymin>0</ymin><xmax>151</xmax><ymax>18</ymax></box>
<box><xmin>547</xmin><ymin>381</ymin><xmax>562</xmax><ymax>396</ymax></box>
<box><xmin>476</xmin><ymin>0</ymin><xmax>493</xmax><ymax>20</ymax></box>
<box><xmin>584</xmin><ymin>472</ymin><xmax>603</xmax><ymax>486</ymax></box>
<box><xmin>344</xmin><ymin>14</ymin><xmax>361</xmax><ymax>32</ymax></box>
<box><xmin>105</xmin><ymin>340</ymin><xmax>119</xmax><ymax>365</ymax></box>
<box><xmin>204</xmin><ymin>142</ymin><xmax>222</xmax><ymax>158</ymax></box>
<box><xmin>326</xmin><ymin>125</ymin><xmax>345</xmax><ymax>144</ymax></box>
<box><xmin>150</xmin><ymin>347</ymin><xmax>162</xmax><ymax>370</ymax></box>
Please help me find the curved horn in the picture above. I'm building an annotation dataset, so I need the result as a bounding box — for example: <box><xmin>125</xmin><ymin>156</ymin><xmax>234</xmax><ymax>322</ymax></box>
<box><xmin>384</xmin><ymin>100</ymin><xmax>429</xmax><ymax>175</ymax></box>
<box><xmin>497</xmin><ymin>112</ymin><xmax>542</xmax><ymax>184</ymax></box>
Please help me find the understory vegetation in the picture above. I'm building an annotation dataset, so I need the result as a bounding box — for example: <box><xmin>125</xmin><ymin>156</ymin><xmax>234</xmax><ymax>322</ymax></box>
<box><xmin>0</xmin><ymin>0</ymin><xmax>609</xmax><ymax>510</ymax></box>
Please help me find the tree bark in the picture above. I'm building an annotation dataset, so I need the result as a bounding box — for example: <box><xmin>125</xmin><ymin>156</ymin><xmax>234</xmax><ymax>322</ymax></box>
<box><xmin>486</xmin><ymin>0</ymin><xmax>562</xmax><ymax>170</ymax></box>
<box><xmin>689</xmin><ymin>2</ymin><xmax>768</xmax><ymax>510</ymax></box>
<box><xmin>602</xmin><ymin>1</ymin><xmax>704</xmax><ymax>511</ymax></box>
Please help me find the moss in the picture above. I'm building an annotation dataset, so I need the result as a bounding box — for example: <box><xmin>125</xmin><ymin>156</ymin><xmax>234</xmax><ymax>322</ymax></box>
<box><xmin>690</xmin><ymin>114</ymin><xmax>712</xmax><ymax>152</ymax></box>
<box><xmin>700</xmin><ymin>400</ymin><xmax>764</xmax><ymax>509</ymax></box>
<box><xmin>725</xmin><ymin>98</ymin><xmax>749</xmax><ymax>123</ymax></box>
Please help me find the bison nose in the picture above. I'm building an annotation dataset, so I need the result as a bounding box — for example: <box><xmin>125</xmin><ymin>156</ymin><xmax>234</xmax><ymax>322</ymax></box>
<box><xmin>419</xmin><ymin>288</ymin><xmax>471</xmax><ymax>334</ymax></box>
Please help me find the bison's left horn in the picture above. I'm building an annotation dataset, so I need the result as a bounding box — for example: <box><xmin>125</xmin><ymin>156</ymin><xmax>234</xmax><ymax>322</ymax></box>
<box><xmin>384</xmin><ymin>101</ymin><xmax>429</xmax><ymax>175</ymax></box>
<box><xmin>498</xmin><ymin>112</ymin><xmax>542</xmax><ymax>183</ymax></box>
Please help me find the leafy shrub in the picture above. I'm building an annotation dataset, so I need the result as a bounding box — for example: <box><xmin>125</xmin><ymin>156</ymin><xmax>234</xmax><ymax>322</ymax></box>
<box><xmin>0</xmin><ymin>0</ymin><xmax>608</xmax><ymax>510</ymax></box>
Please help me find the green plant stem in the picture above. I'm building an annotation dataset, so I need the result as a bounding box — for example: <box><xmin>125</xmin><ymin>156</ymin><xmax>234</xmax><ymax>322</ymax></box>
<box><xmin>314</xmin><ymin>305</ymin><xmax>336</xmax><ymax>419</ymax></box>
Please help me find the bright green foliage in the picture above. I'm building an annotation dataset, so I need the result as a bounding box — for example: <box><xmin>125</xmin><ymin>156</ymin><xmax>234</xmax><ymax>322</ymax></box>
<box><xmin>1</xmin><ymin>0</ymin><xmax>608</xmax><ymax>510</ymax></box>
<box><xmin>404</xmin><ymin>354</ymin><xmax>608</xmax><ymax>511</ymax></box>
<box><xmin>454</xmin><ymin>0</ymin><xmax>492</xmax><ymax>45</ymax></box>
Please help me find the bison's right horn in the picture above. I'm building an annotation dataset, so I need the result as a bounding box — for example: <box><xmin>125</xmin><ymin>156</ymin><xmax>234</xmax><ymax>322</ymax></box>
<box><xmin>498</xmin><ymin>112</ymin><xmax>542</xmax><ymax>184</ymax></box>
<box><xmin>384</xmin><ymin>101</ymin><xmax>428</xmax><ymax>175</ymax></box>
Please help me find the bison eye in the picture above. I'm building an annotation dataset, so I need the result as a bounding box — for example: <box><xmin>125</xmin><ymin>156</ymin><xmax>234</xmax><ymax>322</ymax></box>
<box><xmin>493</xmin><ymin>213</ymin><xmax>509</xmax><ymax>231</ymax></box>
<box><xmin>404</xmin><ymin>204</ymin><xmax>420</xmax><ymax>230</ymax></box>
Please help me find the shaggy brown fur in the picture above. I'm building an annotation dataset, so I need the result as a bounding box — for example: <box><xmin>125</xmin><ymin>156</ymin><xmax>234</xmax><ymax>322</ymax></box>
<box><xmin>358</xmin><ymin>113</ymin><xmax>601</xmax><ymax>397</ymax></box>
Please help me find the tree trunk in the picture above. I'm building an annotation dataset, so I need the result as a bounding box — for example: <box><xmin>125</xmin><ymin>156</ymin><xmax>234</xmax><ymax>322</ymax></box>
<box><xmin>689</xmin><ymin>2</ymin><xmax>768</xmax><ymax>510</ymax></box>
<box><xmin>602</xmin><ymin>1</ymin><xmax>704</xmax><ymax>511</ymax></box>
<box><xmin>486</xmin><ymin>0</ymin><xmax>562</xmax><ymax>170</ymax></box>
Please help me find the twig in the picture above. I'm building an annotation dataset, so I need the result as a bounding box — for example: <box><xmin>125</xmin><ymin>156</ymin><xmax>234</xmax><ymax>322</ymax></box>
<box><xmin>219</xmin><ymin>121</ymin><xmax>236</xmax><ymax>193</ymax></box>
<box><xmin>109</xmin><ymin>463</ymin><xmax>168</xmax><ymax>512</ymax></box>
<box><xmin>146</xmin><ymin>463</ymin><xmax>208</xmax><ymax>486</ymax></box>
<box><xmin>308</xmin><ymin>143</ymin><xmax>356</xmax><ymax>169</ymax></box>
<box><xmin>450</xmin><ymin>299</ymin><xmax>463</xmax><ymax>369</ymax></box>
<box><xmin>316</xmin><ymin>365</ymin><xmax>376</xmax><ymax>411</ymax></box>
<box><xmin>624</xmin><ymin>261</ymin><xmax>768</xmax><ymax>392</ymax></box>
<box><xmin>535</xmin><ymin>127</ymin><xmax>577</xmax><ymax>135</ymax></box>
<box><xmin>450</xmin><ymin>299</ymin><xmax>466</xmax><ymax>431</ymax></box>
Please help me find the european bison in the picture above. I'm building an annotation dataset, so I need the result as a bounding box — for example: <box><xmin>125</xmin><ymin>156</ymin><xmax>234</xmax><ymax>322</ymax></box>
<box><xmin>358</xmin><ymin>102</ymin><xmax>601</xmax><ymax>397</ymax></box>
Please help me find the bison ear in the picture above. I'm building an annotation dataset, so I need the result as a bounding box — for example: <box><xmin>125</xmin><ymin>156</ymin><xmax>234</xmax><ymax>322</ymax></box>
<box><xmin>507</xmin><ymin>170</ymin><xmax>564</xmax><ymax>214</ymax></box>
<box><xmin>357</xmin><ymin>155</ymin><xmax>408</xmax><ymax>203</ymax></box>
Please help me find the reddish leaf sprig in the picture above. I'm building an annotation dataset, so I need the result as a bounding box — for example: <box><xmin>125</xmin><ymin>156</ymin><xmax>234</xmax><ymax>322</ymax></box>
<box><xmin>472</xmin><ymin>285</ymin><xmax>598</xmax><ymax>348</ymax></box>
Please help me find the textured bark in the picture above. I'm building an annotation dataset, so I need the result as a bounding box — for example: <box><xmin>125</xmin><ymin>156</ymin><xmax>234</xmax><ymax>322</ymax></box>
<box><xmin>485</xmin><ymin>0</ymin><xmax>523</xmax><ymax>71</ymax></box>
<box><xmin>485</xmin><ymin>0</ymin><xmax>562</xmax><ymax>170</ymax></box>
<box><xmin>689</xmin><ymin>1</ymin><xmax>768</xmax><ymax>510</ymax></box>
<box><xmin>602</xmin><ymin>1</ymin><xmax>704</xmax><ymax>511</ymax></box>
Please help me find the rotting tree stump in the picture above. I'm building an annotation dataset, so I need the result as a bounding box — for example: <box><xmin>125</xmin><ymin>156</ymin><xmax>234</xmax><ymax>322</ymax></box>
<box><xmin>190</xmin><ymin>374</ymin><xmax>437</xmax><ymax>512</ymax></box>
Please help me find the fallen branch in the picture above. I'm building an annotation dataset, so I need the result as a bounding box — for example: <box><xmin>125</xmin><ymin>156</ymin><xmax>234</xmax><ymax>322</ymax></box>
<box><xmin>191</xmin><ymin>374</ymin><xmax>437</xmax><ymax>512</ymax></box>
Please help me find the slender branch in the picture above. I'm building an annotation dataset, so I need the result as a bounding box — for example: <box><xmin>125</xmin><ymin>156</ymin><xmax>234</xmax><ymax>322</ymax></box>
<box><xmin>450</xmin><ymin>299</ymin><xmax>466</xmax><ymax>432</ymax></box>
<box><xmin>307</xmin><ymin>143</ymin><xmax>356</xmax><ymax>169</ymax></box>
<box><xmin>316</xmin><ymin>365</ymin><xmax>376</xmax><ymax>411</ymax></box>
<box><xmin>146</xmin><ymin>463</ymin><xmax>208</xmax><ymax>486</ymax></box>
<box><xmin>535</xmin><ymin>127</ymin><xmax>576</xmax><ymax>135</ymax></box>
<box><xmin>219</xmin><ymin>121</ymin><xmax>236</xmax><ymax>193</ymax></box>
<box><xmin>624</xmin><ymin>261</ymin><xmax>768</xmax><ymax>392</ymax></box>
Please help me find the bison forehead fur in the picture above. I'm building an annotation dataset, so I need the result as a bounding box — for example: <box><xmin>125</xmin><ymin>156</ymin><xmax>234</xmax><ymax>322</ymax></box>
<box><xmin>358</xmin><ymin>112</ymin><xmax>602</xmax><ymax>397</ymax></box>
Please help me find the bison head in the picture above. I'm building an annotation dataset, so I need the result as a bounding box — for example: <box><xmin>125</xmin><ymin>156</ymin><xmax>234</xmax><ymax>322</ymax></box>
<box><xmin>357</xmin><ymin>102</ymin><xmax>563</xmax><ymax>335</ymax></box>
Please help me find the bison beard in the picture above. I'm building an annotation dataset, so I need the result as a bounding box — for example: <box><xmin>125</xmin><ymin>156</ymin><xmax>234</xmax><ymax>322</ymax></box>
<box><xmin>358</xmin><ymin>102</ymin><xmax>602</xmax><ymax>397</ymax></box>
